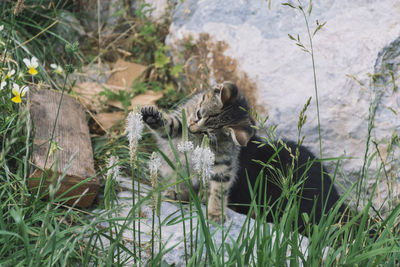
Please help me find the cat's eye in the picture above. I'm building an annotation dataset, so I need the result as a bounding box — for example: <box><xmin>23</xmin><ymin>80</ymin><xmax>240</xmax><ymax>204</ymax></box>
<box><xmin>196</xmin><ymin>110</ymin><xmax>202</xmax><ymax>120</ymax></box>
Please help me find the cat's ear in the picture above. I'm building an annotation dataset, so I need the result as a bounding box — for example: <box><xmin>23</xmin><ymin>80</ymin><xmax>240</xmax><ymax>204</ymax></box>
<box><xmin>220</xmin><ymin>81</ymin><xmax>238</xmax><ymax>107</ymax></box>
<box><xmin>227</xmin><ymin>125</ymin><xmax>255</xmax><ymax>147</ymax></box>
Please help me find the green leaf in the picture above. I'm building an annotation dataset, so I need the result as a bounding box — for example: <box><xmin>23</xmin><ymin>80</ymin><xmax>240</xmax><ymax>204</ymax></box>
<box><xmin>313</xmin><ymin>21</ymin><xmax>327</xmax><ymax>36</ymax></box>
<box><xmin>133</xmin><ymin>81</ymin><xmax>148</xmax><ymax>94</ymax></box>
<box><xmin>154</xmin><ymin>49</ymin><xmax>170</xmax><ymax>69</ymax></box>
<box><xmin>171</xmin><ymin>64</ymin><xmax>183</xmax><ymax>78</ymax></box>
<box><xmin>288</xmin><ymin>34</ymin><xmax>296</xmax><ymax>41</ymax></box>
<box><xmin>282</xmin><ymin>2</ymin><xmax>295</xmax><ymax>8</ymax></box>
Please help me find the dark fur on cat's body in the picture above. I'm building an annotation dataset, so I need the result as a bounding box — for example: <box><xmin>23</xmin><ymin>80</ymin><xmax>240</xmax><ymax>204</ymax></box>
<box><xmin>230</xmin><ymin>135</ymin><xmax>344</xmax><ymax>231</ymax></box>
<box><xmin>141</xmin><ymin>81</ymin><xmax>344</xmax><ymax>227</ymax></box>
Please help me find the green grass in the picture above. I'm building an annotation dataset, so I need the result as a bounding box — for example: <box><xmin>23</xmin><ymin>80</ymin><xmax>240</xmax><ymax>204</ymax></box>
<box><xmin>1</xmin><ymin>1</ymin><xmax>400</xmax><ymax>266</ymax></box>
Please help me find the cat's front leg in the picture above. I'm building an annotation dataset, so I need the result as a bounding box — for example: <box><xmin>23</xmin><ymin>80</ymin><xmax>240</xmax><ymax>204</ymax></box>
<box><xmin>163</xmin><ymin>176</ymin><xmax>201</xmax><ymax>202</ymax></box>
<box><xmin>208</xmin><ymin>180</ymin><xmax>231</xmax><ymax>223</ymax></box>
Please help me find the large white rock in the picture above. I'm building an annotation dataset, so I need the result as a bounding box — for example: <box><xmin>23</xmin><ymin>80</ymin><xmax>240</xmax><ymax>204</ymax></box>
<box><xmin>165</xmin><ymin>0</ymin><xmax>400</xmax><ymax>209</ymax></box>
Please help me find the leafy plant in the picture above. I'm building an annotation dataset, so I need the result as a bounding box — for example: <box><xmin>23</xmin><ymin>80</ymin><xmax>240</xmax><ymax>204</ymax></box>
<box><xmin>99</xmin><ymin>87</ymin><xmax>133</xmax><ymax>113</ymax></box>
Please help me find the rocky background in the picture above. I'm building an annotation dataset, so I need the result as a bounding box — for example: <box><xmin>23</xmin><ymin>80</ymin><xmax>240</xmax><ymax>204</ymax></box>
<box><xmin>138</xmin><ymin>0</ymin><xmax>400</xmax><ymax>211</ymax></box>
<box><xmin>78</xmin><ymin>0</ymin><xmax>400</xmax><ymax>211</ymax></box>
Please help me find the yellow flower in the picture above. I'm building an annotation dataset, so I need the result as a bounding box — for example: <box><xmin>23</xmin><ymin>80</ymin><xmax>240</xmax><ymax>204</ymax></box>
<box><xmin>5</xmin><ymin>69</ymin><xmax>15</xmax><ymax>79</ymax></box>
<box><xmin>50</xmin><ymin>63</ymin><xmax>63</xmax><ymax>75</ymax></box>
<box><xmin>0</xmin><ymin>81</ymin><xmax>6</xmax><ymax>90</ymax></box>
<box><xmin>23</xmin><ymin>57</ymin><xmax>39</xmax><ymax>75</ymax></box>
<box><xmin>11</xmin><ymin>83</ymin><xmax>29</xmax><ymax>103</ymax></box>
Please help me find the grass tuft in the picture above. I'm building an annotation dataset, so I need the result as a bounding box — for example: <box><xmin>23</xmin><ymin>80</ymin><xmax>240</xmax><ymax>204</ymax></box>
<box><xmin>0</xmin><ymin>1</ymin><xmax>399</xmax><ymax>266</ymax></box>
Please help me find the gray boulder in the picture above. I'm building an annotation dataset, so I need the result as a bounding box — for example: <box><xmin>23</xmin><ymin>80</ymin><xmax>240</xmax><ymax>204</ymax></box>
<box><xmin>164</xmin><ymin>0</ymin><xmax>400</xmax><ymax>210</ymax></box>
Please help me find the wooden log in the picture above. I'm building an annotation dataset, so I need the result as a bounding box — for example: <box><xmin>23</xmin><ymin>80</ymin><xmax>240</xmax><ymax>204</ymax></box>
<box><xmin>28</xmin><ymin>88</ymin><xmax>99</xmax><ymax>208</ymax></box>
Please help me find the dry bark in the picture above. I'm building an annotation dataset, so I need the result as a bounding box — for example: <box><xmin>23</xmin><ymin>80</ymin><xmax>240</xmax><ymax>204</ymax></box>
<box><xmin>28</xmin><ymin>88</ymin><xmax>99</xmax><ymax>208</ymax></box>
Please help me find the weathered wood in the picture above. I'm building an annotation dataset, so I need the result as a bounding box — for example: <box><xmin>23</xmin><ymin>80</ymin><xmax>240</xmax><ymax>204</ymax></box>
<box><xmin>28</xmin><ymin>88</ymin><xmax>99</xmax><ymax>208</ymax></box>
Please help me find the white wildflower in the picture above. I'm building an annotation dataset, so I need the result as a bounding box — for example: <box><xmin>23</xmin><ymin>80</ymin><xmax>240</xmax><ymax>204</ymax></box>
<box><xmin>50</xmin><ymin>63</ymin><xmax>63</xmax><ymax>75</ymax></box>
<box><xmin>126</xmin><ymin>108</ymin><xmax>144</xmax><ymax>162</ymax></box>
<box><xmin>177</xmin><ymin>141</ymin><xmax>194</xmax><ymax>153</ymax></box>
<box><xmin>5</xmin><ymin>69</ymin><xmax>15</xmax><ymax>79</ymax></box>
<box><xmin>192</xmin><ymin>146</ymin><xmax>215</xmax><ymax>182</ymax></box>
<box><xmin>0</xmin><ymin>25</ymin><xmax>3</xmax><ymax>32</ymax></box>
<box><xmin>0</xmin><ymin>81</ymin><xmax>6</xmax><ymax>90</ymax></box>
<box><xmin>11</xmin><ymin>83</ymin><xmax>29</xmax><ymax>103</ymax></box>
<box><xmin>23</xmin><ymin>57</ymin><xmax>39</xmax><ymax>76</ymax></box>
<box><xmin>106</xmin><ymin>155</ymin><xmax>120</xmax><ymax>179</ymax></box>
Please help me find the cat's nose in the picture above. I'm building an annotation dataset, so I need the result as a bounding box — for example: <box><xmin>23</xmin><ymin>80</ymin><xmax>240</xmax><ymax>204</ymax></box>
<box><xmin>188</xmin><ymin>124</ymin><xmax>199</xmax><ymax>134</ymax></box>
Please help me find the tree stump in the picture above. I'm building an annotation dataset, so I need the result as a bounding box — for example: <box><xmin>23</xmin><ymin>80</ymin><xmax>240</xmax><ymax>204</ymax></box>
<box><xmin>28</xmin><ymin>88</ymin><xmax>99</xmax><ymax>208</ymax></box>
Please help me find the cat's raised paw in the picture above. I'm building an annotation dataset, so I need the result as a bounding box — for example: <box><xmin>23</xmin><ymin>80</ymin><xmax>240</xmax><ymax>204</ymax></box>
<box><xmin>141</xmin><ymin>106</ymin><xmax>162</xmax><ymax>127</ymax></box>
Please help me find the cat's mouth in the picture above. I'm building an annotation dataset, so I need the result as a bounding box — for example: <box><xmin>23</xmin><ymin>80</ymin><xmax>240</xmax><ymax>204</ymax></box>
<box><xmin>188</xmin><ymin>123</ymin><xmax>203</xmax><ymax>134</ymax></box>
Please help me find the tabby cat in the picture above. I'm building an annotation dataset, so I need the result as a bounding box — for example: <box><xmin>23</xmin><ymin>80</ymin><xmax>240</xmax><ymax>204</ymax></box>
<box><xmin>141</xmin><ymin>81</ymin><xmax>343</xmax><ymax>227</ymax></box>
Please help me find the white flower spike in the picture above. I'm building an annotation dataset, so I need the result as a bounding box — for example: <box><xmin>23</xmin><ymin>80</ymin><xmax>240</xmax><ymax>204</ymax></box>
<box><xmin>50</xmin><ymin>64</ymin><xmax>63</xmax><ymax>75</ymax></box>
<box><xmin>192</xmin><ymin>146</ymin><xmax>215</xmax><ymax>182</ymax></box>
<box><xmin>126</xmin><ymin>107</ymin><xmax>144</xmax><ymax>162</ymax></box>
<box><xmin>0</xmin><ymin>25</ymin><xmax>3</xmax><ymax>32</ymax></box>
<box><xmin>149</xmin><ymin>152</ymin><xmax>162</xmax><ymax>175</ymax></box>
<box><xmin>106</xmin><ymin>155</ymin><xmax>120</xmax><ymax>179</ymax></box>
<box><xmin>177</xmin><ymin>141</ymin><xmax>194</xmax><ymax>153</ymax></box>
<box><xmin>23</xmin><ymin>57</ymin><xmax>39</xmax><ymax>76</ymax></box>
<box><xmin>11</xmin><ymin>83</ymin><xmax>29</xmax><ymax>103</ymax></box>
<box><xmin>178</xmin><ymin>108</ymin><xmax>194</xmax><ymax>153</ymax></box>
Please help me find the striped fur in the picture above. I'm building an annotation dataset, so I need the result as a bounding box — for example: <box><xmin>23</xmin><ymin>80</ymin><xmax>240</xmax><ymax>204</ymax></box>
<box><xmin>141</xmin><ymin>81</ymin><xmax>254</xmax><ymax>222</ymax></box>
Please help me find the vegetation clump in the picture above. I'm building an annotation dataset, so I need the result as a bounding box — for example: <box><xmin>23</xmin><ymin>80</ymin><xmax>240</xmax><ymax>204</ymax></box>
<box><xmin>0</xmin><ymin>1</ymin><xmax>399</xmax><ymax>266</ymax></box>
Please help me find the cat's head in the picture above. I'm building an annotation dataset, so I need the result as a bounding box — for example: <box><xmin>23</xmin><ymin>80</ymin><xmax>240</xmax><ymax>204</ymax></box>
<box><xmin>188</xmin><ymin>81</ymin><xmax>255</xmax><ymax>147</ymax></box>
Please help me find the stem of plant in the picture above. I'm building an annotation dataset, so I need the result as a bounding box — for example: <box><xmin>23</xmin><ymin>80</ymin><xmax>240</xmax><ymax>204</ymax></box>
<box><xmin>358</xmin><ymin>93</ymin><xmax>378</xmax><ymax>207</ymax></box>
<box><xmin>176</xmin><ymin>164</ymin><xmax>188</xmax><ymax>265</ymax></box>
<box><xmin>221</xmin><ymin>182</ymin><xmax>225</xmax><ymax>266</ymax></box>
<box><xmin>204</xmin><ymin>174</ymin><xmax>209</xmax><ymax>264</ymax></box>
<box><xmin>131</xmin><ymin>158</ymin><xmax>137</xmax><ymax>264</ymax></box>
<box><xmin>299</xmin><ymin>1</ymin><xmax>325</xmax><ymax>204</ymax></box>
<box><xmin>158</xmin><ymin>207</ymin><xmax>162</xmax><ymax>262</ymax></box>
<box><xmin>151</xmin><ymin>207</ymin><xmax>155</xmax><ymax>262</ymax></box>
<box><xmin>194</xmin><ymin>180</ymin><xmax>202</xmax><ymax>266</ymax></box>
<box><xmin>184</xmin><ymin>152</ymin><xmax>193</xmax><ymax>258</ymax></box>
<box><xmin>137</xmin><ymin>152</ymin><xmax>142</xmax><ymax>266</ymax></box>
